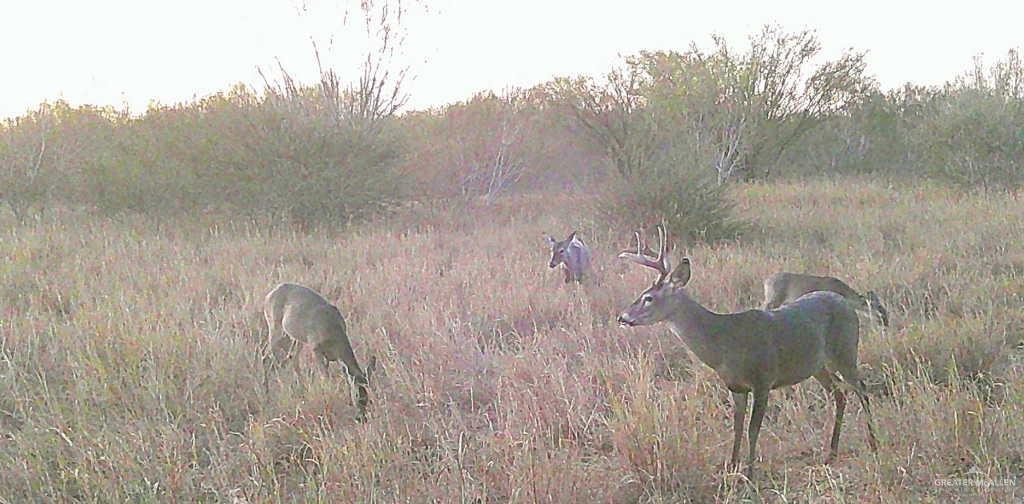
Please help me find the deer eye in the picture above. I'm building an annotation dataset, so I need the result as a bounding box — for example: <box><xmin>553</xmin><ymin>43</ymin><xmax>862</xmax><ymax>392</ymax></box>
<box><xmin>641</xmin><ymin>295</ymin><xmax>654</xmax><ymax>305</ymax></box>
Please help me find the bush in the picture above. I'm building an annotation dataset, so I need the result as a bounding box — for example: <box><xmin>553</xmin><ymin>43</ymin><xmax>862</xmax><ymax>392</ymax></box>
<box><xmin>635</xmin><ymin>27</ymin><xmax>874</xmax><ymax>183</ymax></box>
<box><xmin>203</xmin><ymin>82</ymin><xmax>407</xmax><ymax>224</ymax></box>
<box><xmin>912</xmin><ymin>91</ymin><xmax>1024</xmax><ymax>188</ymax></box>
<box><xmin>773</xmin><ymin>85</ymin><xmax>937</xmax><ymax>179</ymax></box>
<box><xmin>597</xmin><ymin>142</ymin><xmax>743</xmax><ymax>245</ymax></box>
<box><xmin>0</xmin><ymin>101</ymin><xmax>125</xmax><ymax>219</ymax></box>
<box><xmin>0</xmin><ymin>84</ymin><xmax>407</xmax><ymax>224</ymax></box>
<box><xmin>903</xmin><ymin>50</ymin><xmax>1024</xmax><ymax>189</ymax></box>
<box><xmin>777</xmin><ymin>50</ymin><xmax>1024</xmax><ymax>189</ymax></box>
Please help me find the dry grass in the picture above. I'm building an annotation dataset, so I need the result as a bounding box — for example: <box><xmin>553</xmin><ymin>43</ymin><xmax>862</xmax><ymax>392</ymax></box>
<box><xmin>1</xmin><ymin>179</ymin><xmax>1022</xmax><ymax>502</ymax></box>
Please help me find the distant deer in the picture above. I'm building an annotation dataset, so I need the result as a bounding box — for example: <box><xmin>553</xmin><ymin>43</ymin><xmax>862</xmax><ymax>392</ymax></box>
<box><xmin>544</xmin><ymin>231</ymin><xmax>592</xmax><ymax>283</ymax></box>
<box><xmin>616</xmin><ymin>226</ymin><xmax>878</xmax><ymax>478</ymax></box>
<box><xmin>763</xmin><ymin>272</ymin><xmax>889</xmax><ymax>328</ymax></box>
<box><xmin>263</xmin><ymin>283</ymin><xmax>377</xmax><ymax>420</ymax></box>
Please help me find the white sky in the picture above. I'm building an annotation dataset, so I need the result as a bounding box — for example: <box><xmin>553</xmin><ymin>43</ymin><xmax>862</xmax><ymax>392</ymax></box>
<box><xmin>2</xmin><ymin>0</ymin><xmax>1022</xmax><ymax>120</ymax></box>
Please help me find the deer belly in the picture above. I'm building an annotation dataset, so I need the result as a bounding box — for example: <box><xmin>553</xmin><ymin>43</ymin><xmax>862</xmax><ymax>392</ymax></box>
<box><xmin>716</xmin><ymin>366</ymin><xmax>755</xmax><ymax>393</ymax></box>
<box><xmin>315</xmin><ymin>340</ymin><xmax>346</xmax><ymax>362</ymax></box>
<box><xmin>772</xmin><ymin>348</ymin><xmax>827</xmax><ymax>388</ymax></box>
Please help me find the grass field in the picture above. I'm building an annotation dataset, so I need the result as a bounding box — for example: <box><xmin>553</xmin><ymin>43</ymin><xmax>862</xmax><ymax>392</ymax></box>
<box><xmin>1</xmin><ymin>178</ymin><xmax>1022</xmax><ymax>502</ymax></box>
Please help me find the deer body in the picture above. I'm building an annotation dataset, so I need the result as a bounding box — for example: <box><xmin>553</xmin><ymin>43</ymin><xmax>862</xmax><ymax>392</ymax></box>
<box><xmin>616</xmin><ymin>227</ymin><xmax>877</xmax><ymax>478</ymax></box>
<box><xmin>263</xmin><ymin>283</ymin><xmax>375</xmax><ymax>419</ymax></box>
<box><xmin>544</xmin><ymin>231</ymin><xmax>592</xmax><ymax>283</ymax></box>
<box><xmin>656</xmin><ymin>291</ymin><xmax>854</xmax><ymax>392</ymax></box>
<box><xmin>763</xmin><ymin>272</ymin><xmax>889</xmax><ymax>327</ymax></box>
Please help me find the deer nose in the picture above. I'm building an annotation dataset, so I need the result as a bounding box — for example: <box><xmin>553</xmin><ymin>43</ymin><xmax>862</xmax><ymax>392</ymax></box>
<box><xmin>617</xmin><ymin>314</ymin><xmax>633</xmax><ymax>326</ymax></box>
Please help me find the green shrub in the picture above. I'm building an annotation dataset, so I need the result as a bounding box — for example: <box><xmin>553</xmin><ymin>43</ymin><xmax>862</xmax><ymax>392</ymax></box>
<box><xmin>597</xmin><ymin>144</ymin><xmax>743</xmax><ymax>245</ymax></box>
<box><xmin>775</xmin><ymin>89</ymin><xmax>926</xmax><ymax>179</ymax></box>
<box><xmin>0</xmin><ymin>86</ymin><xmax>407</xmax><ymax>224</ymax></box>
<box><xmin>0</xmin><ymin>101</ymin><xmax>125</xmax><ymax>219</ymax></box>
<box><xmin>204</xmin><ymin>85</ymin><xmax>407</xmax><ymax>224</ymax></box>
<box><xmin>912</xmin><ymin>89</ymin><xmax>1024</xmax><ymax>188</ymax></box>
<box><xmin>777</xmin><ymin>50</ymin><xmax>1024</xmax><ymax>189</ymax></box>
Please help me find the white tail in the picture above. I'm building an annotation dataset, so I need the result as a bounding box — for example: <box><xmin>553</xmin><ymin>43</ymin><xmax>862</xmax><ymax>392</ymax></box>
<box><xmin>543</xmin><ymin>231</ymin><xmax>592</xmax><ymax>283</ymax></box>
<box><xmin>763</xmin><ymin>272</ymin><xmax>890</xmax><ymax>328</ymax></box>
<box><xmin>616</xmin><ymin>225</ymin><xmax>878</xmax><ymax>478</ymax></box>
<box><xmin>263</xmin><ymin>283</ymin><xmax>376</xmax><ymax>421</ymax></box>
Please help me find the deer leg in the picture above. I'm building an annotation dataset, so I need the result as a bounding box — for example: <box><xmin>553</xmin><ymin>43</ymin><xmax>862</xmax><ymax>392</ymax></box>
<box><xmin>837</xmin><ymin>365</ymin><xmax>879</xmax><ymax>453</ymax></box>
<box><xmin>746</xmin><ymin>389</ymin><xmax>769</xmax><ymax>479</ymax></box>
<box><xmin>262</xmin><ymin>309</ymin><xmax>283</xmax><ymax>369</ymax></box>
<box><xmin>854</xmin><ymin>381</ymin><xmax>879</xmax><ymax>453</ymax></box>
<box><xmin>263</xmin><ymin>333</ymin><xmax>293</xmax><ymax>392</ymax></box>
<box><xmin>292</xmin><ymin>343</ymin><xmax>307</xmax><ymax>375</ymax></box>
<box><xmin>814</xmin><ymin>371</ymin><xmax>846</xmax><ymax>464</ymax></box>
<box><xmin>317</xmin><ymin>353</ymin><xmax>331</xmax><ymax>375</ymax></box>
<box><xmin>730</xmin><ymin>391</ymin><xmax>748</xmax><ymax>471</ymax></box>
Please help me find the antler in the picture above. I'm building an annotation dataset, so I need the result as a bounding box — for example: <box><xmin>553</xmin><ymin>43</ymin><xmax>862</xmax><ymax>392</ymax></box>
<box><xmin>618</xmin><ymin>224</ymin><xmax>671</xmax><ymax>280</ymax></box>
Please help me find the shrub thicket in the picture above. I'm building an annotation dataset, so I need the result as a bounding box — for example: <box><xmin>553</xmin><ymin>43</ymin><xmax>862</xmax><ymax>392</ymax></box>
<box><xmin>0</xmin><ymin>83</ymin><xmax>405</xmax><ymax>224</ymax></box>
<box><xmin>779</xmin><ymin>50</ymin><xmax>1024</xmax><ymax>187</ymax></box>
<box><xmin>400</xmin><ymin>89</ymin><xmax>605</xmax><ymax>201</ymax></box>
<box><xmin>2</xmin><ymin>28</ymin><xmax>1022</xmax><ymax>232</ymax></box>
<box><xmin>596</xmin><ymin>141</ymin><xmax>743</xmax><ymax>245</ymax></box>
<box><xmin>912</xmin><ymin>52</ymin><xmax>1024</xmax><ymax>188</ymax></box>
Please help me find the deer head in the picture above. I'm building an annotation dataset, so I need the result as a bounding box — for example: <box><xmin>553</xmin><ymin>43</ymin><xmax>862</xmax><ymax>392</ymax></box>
<box><xmin>544</xmin><ymin>231</ymin><xmax>580</xmax><ymax>269</ymax></box>
<box><xmin>344</xmin><ymin>355</ymin><xmax>378</xmax><ymax>422</ymax></box>
<box><xmin>617</xmin><ymin>224</ymin><xmax>693</xmax><ymax>327</ymax></box>
<box><xmin>865</xmin><ymin>291</ymin><xmax>890</xmax><ymax>327</ymax></box>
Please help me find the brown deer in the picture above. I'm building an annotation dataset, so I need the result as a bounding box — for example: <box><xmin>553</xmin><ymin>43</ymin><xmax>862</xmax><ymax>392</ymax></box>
<box><xmin>544</xmin><ymin>231</ymin><xmax>592</xmax><ymax>283</ymax></box>
<box><xmin>763</xmin><ymin>272</ymin><xmax>890</xmax><ymax>328</ymax></box>
<box><xmin>616</xmin><ymin>226</ymin><xmax>878</xmax><ymax>478</ymax></box>
<box><xmin>263</xmin><ymin>283</ymin><xmax>377</xmax><ymax>420</ymax></box>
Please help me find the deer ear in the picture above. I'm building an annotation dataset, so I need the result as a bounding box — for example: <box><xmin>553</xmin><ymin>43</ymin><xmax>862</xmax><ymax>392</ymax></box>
<box><xmin>669</xmin><ymin>257</ymin><xmax>691</xmax><ymax>286</ymax></box>
<box><xmin>567</xmin><ymin>231</ymin><xmax>577</xmax><ymax>242</ymax></box>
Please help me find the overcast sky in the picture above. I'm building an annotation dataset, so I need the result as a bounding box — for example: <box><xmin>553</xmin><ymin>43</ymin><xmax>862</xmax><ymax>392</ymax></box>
<box><xmin>2</xmin><ymin>0</ymin><xmax>1022</xmax><ymax>119</ymax></box>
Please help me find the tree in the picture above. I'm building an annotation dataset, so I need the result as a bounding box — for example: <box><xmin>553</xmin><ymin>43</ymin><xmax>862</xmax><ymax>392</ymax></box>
<box><xmin>637</xmin><ymin>26</ymin><xmax>875</xmax><ymax>183</ymax></box>
<box><xmin>443</xmin><ymin>91</ymin><xmax>530</xmax><ymax>203</ymax></box>
<box><xmin>548</xmin><ymin>65</ymin><xmax>657</xmax><ymax>179</ymax></box>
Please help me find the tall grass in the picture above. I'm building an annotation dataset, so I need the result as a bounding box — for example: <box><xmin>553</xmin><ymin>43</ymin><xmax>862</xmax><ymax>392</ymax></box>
<box><xmin>1</xmin><ymin>179</ymin><xmax>1021</xmax><ymax>501</ymax></box>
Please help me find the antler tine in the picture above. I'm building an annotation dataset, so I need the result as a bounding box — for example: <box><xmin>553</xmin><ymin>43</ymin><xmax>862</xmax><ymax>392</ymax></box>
<box><xmin>619</xmin><ymin>227</ymin><xmax>669</xmax><ymax>277</ymax></box>
<box><xmin>655</xmin><ymin>223</ymin><xmax>671</xmax><ymax>273</ymax></box>
<box><xmin>655</xmin><ymin>224</ymin><xmax>665</xmax><ymax>259</ymax></box>
<box><xmin>619</xmin><ymin>229</ymin><xmax>645</xmax><ymax>257</ymax></box>
<box><xmin>619</xmin><ymin>252</ymin><xmax>667</xmax><ymax>274</ymax></box>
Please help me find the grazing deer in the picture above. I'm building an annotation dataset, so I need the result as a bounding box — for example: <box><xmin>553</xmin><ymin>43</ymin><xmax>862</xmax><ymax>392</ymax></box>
<box><xmin>616</xmin><ymin>226</ymin><xmax>878</xmax><ymax>478</ymax></box>
<box><xmin>544</xmin><ymin>231</ymin><xmax>592</xmax><ymax>283</ymax></box>
<box><xmin>763</xmin><ymin>272</ymin><xmax>890</xmax><ymax>328</ymax></box>
<box><xmin>263</xmin><ymin>283</ymin><xmax>377</xmax><ymax>420</ymax></box>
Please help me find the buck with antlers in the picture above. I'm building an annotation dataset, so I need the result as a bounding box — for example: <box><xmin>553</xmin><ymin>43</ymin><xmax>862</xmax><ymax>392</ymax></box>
<box><xmin>544</xmin><ymin>231</ymin><xmax>592</xmax><ymax>283</ymax></box>
<box><xmin>763</xmin><ymin>272</ymin><xmax>890</xmax><ymax>328</ymax></box>
<box><xmin>616</xmin><ymin>225</ymin><xmax>878</xmax><ymax>478</ymax></box>
<box><xmin>263</xmin><ymin>283</ymin><xmax>377</xmax><ymax>421</ymax></box>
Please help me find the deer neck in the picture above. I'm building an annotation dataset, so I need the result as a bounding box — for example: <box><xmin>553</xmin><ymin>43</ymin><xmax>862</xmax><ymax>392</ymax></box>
<box><xmin>663</xmin><ymin>290</ymin><xmax>725</xmax><ymax>370</ymax></box>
